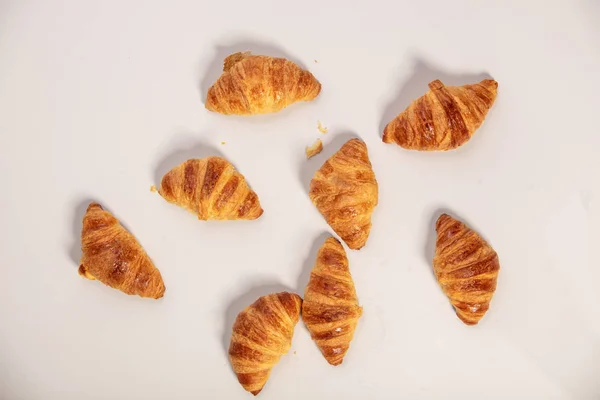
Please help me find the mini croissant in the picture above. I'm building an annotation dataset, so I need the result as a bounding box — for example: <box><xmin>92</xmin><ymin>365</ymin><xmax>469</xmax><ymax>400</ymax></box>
<box><xmin>206</xmin><ymin>52</ymin><xmax>321</xmax><ymax>115</ymax></box>
<box><xmin>303</xmin><ymin>237</ymin><xmax>362</xmax><ymax>365</ymax></box>
<box><xmin>229</xmin><ymin>292</ymin><xmax>302</xmax><ymax>395</ymax></box>
<box><xmin>79</xmin><ymin>202</ymin><xmax>165</xmax><ymax>299</ymax></box>
<box><xmin>309</xmin><ymin>139</ymin><xmax>378</xmax><ymax>250</ymax></box>
<box><xmin>383</xmin><ymin>79</ymin><xmax>498</xmax><ymax>151</ymax></box>
<box><xmin>158</xmin><ymin>157</ymin><xmax>263</xmax><ymax>220</ymax></box>
<box><xmin>433</xmin><ymin>214</ymin><xmax>500</xmax><ymax>325</ymax></box>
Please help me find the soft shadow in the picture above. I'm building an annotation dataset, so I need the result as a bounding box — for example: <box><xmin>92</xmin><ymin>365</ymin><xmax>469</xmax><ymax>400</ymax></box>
<box><xmin>153</xmin><ymin>138</ymin><xmax>225</xmax><ymax>186</ymax></box>
<box><xmin>296</xmin><ymin>232</ymin><xmax>331</xmax><ymax>293</ymax></box>
<box><xmin>298</xmin><ymin>132</ymin><xmax>361</xmax><ymax>195</ymax></box>
<box><xmin>68</xmin><ymin>198</ymin><xmax>96</xmax><ymax>266</ymax></box>
<box><xmin>199</xmin><ymin>40</ymin><xmax>307</xmax><ymax>103</ymax></box>
<box><xmin>221</xmin><ymin>282</ymin><xmax>297</xmax><ymax>357</ymax></box>
<box><xmin>379</xmin><ymin>58</ymin><xmax>492</xmax><ymax>137</ymax></box>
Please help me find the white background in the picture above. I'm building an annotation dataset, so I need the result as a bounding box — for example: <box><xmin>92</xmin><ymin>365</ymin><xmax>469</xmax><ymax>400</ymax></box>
<box><xmin>1</xmin><ymin>0</ymin><xmax>599</xmax><ymax>399</ymax></box>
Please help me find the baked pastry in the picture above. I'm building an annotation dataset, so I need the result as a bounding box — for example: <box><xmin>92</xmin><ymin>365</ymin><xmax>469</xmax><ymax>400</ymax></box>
<box><xmin>79</xmin><ymin>202</ymin><xmax>165</xmax><ymax>299</ymax></box>
<box><xmin>305</xmin><ymin>138</ymin><xmax>323</xmax><ymax>159</ymax></box>
<box><xmin>158</xmin><ymin>157</ymin><xmax>263</xmax><ymax>220</ymax></box>
<box><xmin>433</xmin><ymin>213</ymin><xmax>500</xmax><ymax>325</ymax></box>
<box><xmin>206</xmin><ymin>52</ymin><xmax>321</xmax><ymax>115</ymax></box>
<box><xmin>302</xmin><ymin>237</ymin><xmax>362</xmax><ymax>365</ymax></box>
<box><xmin>383</xmin><ymin>79</ymin><xmax>498</xmax><ymax>151</ymax></box>
<box><xmin>229</xmin><ymin>292</ymin><xmax>302</xmax><ymax>395</ymax></box>
<box><xmin>309</xmin><ymin>139</ymin><xmax>378</xmax><ymax>249</ymax></box>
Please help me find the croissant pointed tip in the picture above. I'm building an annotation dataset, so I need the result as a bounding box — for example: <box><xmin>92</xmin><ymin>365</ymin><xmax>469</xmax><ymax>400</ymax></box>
<box><xmin>482</xmin><ymin>79</ymin><xmax>498</xmax><ymax>89</ymax></box>
<box><xmin>250</xmin><ymin>389</ymin><xmax>262</xmax><ymax>396</ymax></box>
<box><xmin>86</xmin><ymin>202</ymin><xmax>103</xmax><ymax>212</ymax></box>
<box><xmin>436</xmin><ymin>213</ymin><xmax>453</xmax><ymax>230</ymax></box>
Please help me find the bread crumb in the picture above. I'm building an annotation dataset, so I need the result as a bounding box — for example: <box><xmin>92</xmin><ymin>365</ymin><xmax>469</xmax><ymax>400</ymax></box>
<box><xmin>221</xmin><ymin>141</ymin><xmax>226</xmax><ymax>145</ymax></box>
<box><xmin>150</xmin><ymin>185</ymin><xmax>157</xmax><ymax>193</ymax></box>
<box><xmin>305</xmin><ymin>138</ymin><xmax>323</xmax><ymax>159</ymax></box>
<box><xmin>294</xmin><ymin>351</ymin><xmax>297</xmax><ymax>355</ymax></box>
<box><xmin>314</xmin><ymin>60</ymin><xmax>318</xmax><ymax>63</ymax></box>
<box><xmin>317</xmin><ymin>121</ymin><xmax>328</xmax><ymax>134</ymax></box>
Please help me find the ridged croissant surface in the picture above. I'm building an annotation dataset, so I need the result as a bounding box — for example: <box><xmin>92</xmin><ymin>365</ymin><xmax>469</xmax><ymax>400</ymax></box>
<box><xmin>309</xmin><ymin>139</ymin><xmax>378</xmax><ymax>250</ymax></box>
<box><xmin>206</xmin><ymin>52</ymin><xmax>321</xmax><ymax>115</ymax></box>
<box><xmin>79</xmin><ymin>202</ymin><xmax>165</xmax><ymax>299</ymax></box>
<box><xmin>433</xmin><ymin>214</ymin><xmax>500</xmax><ymax>325</ymax></box>
<box><xmin>158</xmin><ymin>157</ymin><xmax>263</xmax><ymax>220</ymax></box>
<box><xmin>383</xmin><ymin>79</ymin><xmax>498</xmax><ymax>151</ymax></box>
<box><xmin>302</xmin><ymin>237</ymin><xmax>362</xmax><ymax>365</ymax></box>
<box><xmin>229</xmin><ymin>292</ymin><xmax>302</xmax><ymax>396</ymax></box>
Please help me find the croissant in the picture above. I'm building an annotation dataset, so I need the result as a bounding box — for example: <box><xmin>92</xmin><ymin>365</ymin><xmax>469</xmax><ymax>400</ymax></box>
<box><xmin>433</xmin><ymin>213</ymin><xmax>500</xmax><ymax>325</ymax></box>
<box><xmin>79</xmin><ymin>202</ymin><xmax>165</xmax><ymax>299</ymax></box>
<box><xmin>302</xmin><ymin>237</ymin><xmax>362</xmax><ymax>365</ymax></box>
<box><xmin>158</xmin><ymin>157</ymin><xmax>263</xmax><ymax>220</ymax></box>
<box><xmin>206</xmin><ymin>52</ymin><xmax>321</xmax><ymax>115</ymax></box>
<box><xmin>309</xmin><ymin>139</ymin><xmax>378</xmax><ymax>250</ymax></box>
<box><xmin>229</xmin><ymin>292</ymin><xmax>302</xmax><ymax>395</ymax></box>
<box><xmin>383</xmin><ymin>79</ymin><xmax>498</xmax><ymax>151</ymax></box>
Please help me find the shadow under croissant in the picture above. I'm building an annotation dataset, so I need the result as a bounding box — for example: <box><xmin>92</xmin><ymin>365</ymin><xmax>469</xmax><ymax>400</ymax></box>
<box><xmin>298</xmin><ymin>131</ymin><xmax>361</xmax><ymax>196</ymax></box>
<box><xmin>221</xmin><ymin>282</ymin><xmax>297</xmax><ymax>361</ymax></box>
<box><xmin>379</xmin><ymin>57</ymin><xmax>492</xmax><ymax>139</ymax></box>
<box><xmin>67</xmin><ymin>197</ymin><xmax>97</xmax><ymax>266</ymax></box>
<box><xmin>198</xmin><ymin>40</ymin><xmax>308</xmax><ymax>104</ymax></box>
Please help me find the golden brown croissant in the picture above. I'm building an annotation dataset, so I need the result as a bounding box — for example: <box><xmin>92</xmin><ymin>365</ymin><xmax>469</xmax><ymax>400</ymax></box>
<box><xmin>158</xmin><ymin>157</ymin><xmax>263</xmax><ymax>220</ymax></box>
<box><xmin>309</xmin><ymin>139</ymin><xmax>378</xmax><ymax>250</ymax></box>
<box><xmin>433</xmin><ymin>213</ymin><xmax>500</xmax><ymax>325</ymax></box>
<box><xmin>229</xmin><ymin>292</ymin><xmax>302</xmax><ymax>395</ymax></box>
<box><xmin>79</xmin><ymin>202</ymin><xmax>165</xmax><ymax>299</ymax></box>
<box><xmin>206</xmin><ymin>52</ymin><xmax>321</xmax><ymax>115</ymax></box>
<box><xmin>302</xmin><ymin>237</ymin><xmax>362</xmax><ymax>365</ymax></box>
<box><xmin>383</xmin><ymin>79</ymin><xmax>498</xmax><ymax>151</ymax></box>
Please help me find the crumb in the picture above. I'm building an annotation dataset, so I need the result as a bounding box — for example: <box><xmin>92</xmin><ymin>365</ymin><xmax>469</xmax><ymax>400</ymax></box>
<box><xmin>317</xmin><ymin>121</ymin><xmax>328</xmax><ymax>134</ymax></box>
<box><xmin>314</xmin><ymin>59</ymin><xmax>318</xmax><ymax>63</ymax></box>
<box><xmin>221</xmin><ymin>141</ymin><xmax>226</xmax><ymax>145</ymax></box>
<box><xmin>293</xmin><ymin>351</ymin><xmax>297</xmax><ymax>355</ymax></box>
<box><xmin>150</xmin><ymin>185</ymin><xmax>157</xmax><ymax>193</ymax></box>
<box><xmin>305</xmin><ymin>138</ymin><xmax>323</xmax><ymax>159</ymax></box>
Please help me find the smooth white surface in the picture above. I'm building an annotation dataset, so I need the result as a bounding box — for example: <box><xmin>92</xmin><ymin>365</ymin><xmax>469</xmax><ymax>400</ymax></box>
<box><xmin>1</xmin><ymin>1</ymin><xmax>599</xmax><ymax>399</ymax></box>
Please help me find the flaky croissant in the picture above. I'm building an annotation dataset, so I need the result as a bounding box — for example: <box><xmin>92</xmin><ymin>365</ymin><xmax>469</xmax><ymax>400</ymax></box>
<box><xmin>158</xmin><ymin>157</ymin><xmax>263</xmax><ymax>220</ymax></box>
<box><xmin>302</xmin><ymin>237</ymin><xmax>362</xmax><ymax>365</ymax></box>
<box><xmin>206</xmin><ymin>52</ymin><xmax>321</xmax><ymax>115</ymax></box>
<box><xmin>79</xmin><ymin>202</ymin><xmax>165</xmax><ymax>299</ymax></box>
<box><xmin>229</xmin><ymin>292</ymin><xmax>302</xmax><ymax>395</ymax></box>
<box><xmin>383</xmin><ymin>79</ymin><xmax>498</xmax><ymax>151</ymax></box>
<box><xmin>433</xmin><ymin>213</ymin><xmax>500</xmax><ymax>325</ymax></box>
<box><xmin>309</xmin><ymin>139</ymin><xmax>378</xmax><ymax>250</ymax></box>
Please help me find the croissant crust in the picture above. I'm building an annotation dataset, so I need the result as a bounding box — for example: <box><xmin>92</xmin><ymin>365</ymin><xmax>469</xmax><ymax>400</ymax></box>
<box><xmin>79</xmin><ymin>202</ymin><xmax>165</xmax><ymax>299</ymax></box>
<box><xmin>309</xmin><ymin>139</ymin><xmax>378</xmax><ymax>250</ymax></box>
<box><xmin>302</xmin><ymin>237</ymin><xmax>362</xmax><ymax>365</ymax></box>
<box><xmin>206</xmin><ymin>52</ymin><xmax>321</xmax><ymax>115</ymax></box>
<box><xmin>229</xmin><ymin>292</ymin><xmax>302</xmax><ymax>395</ymax></box>
<box><xmin>433</xmin><ymin>213</ymin><xmax>500</xmax><ymax>325</ymax></box>
<box><xmin>383</xmin><ymin>79</ymin><xmax>498</xmax><ymax>151</ymax></box>
<box><xmin>158</xmin><ymin>157</ymin><xmax>263</xmax><ymax>220</ymax></box>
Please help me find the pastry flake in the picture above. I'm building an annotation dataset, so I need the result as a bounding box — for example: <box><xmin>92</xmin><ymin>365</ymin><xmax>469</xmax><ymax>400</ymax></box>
<box><xmin>206</xmin><ymin>52</ymin><xmax>321</xmax><ymax>115</ymax></box>
<box><xmin>158</xmin><ymin>157</ymin><xmax>263</xmax><ymax>220</ymax></box>
<box><xmin>229</xmin><ymin>292</ymin><xmax>302</xmax><ymax>395</ymax></box>
<box><xmin>383</xmin><ymin>79</ymin><xmax>498</xmax><ymax>151</ymax></box>
<box><xmin>433</xmin><ymin>213</ymin><xmax>500</xmax><ymax>325</ymax></box>
<box><xmin>302</xmin><ymin>237</ymin><xmax>362</xmax><ymax>365</ymax></box>
<box><xmin>79</xmin><ymin>202</ymin><xmax>165</xmax><ymax>299</ymax></box>
<box><xmin>309</xmin><ymin>139</ymin><xmax>378</xmax><ymax>249</ymax></box>
<box><xmin>305</xmin><ymin>138</ymin><xmax>323</xmax><ymax>159</ymax></box>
